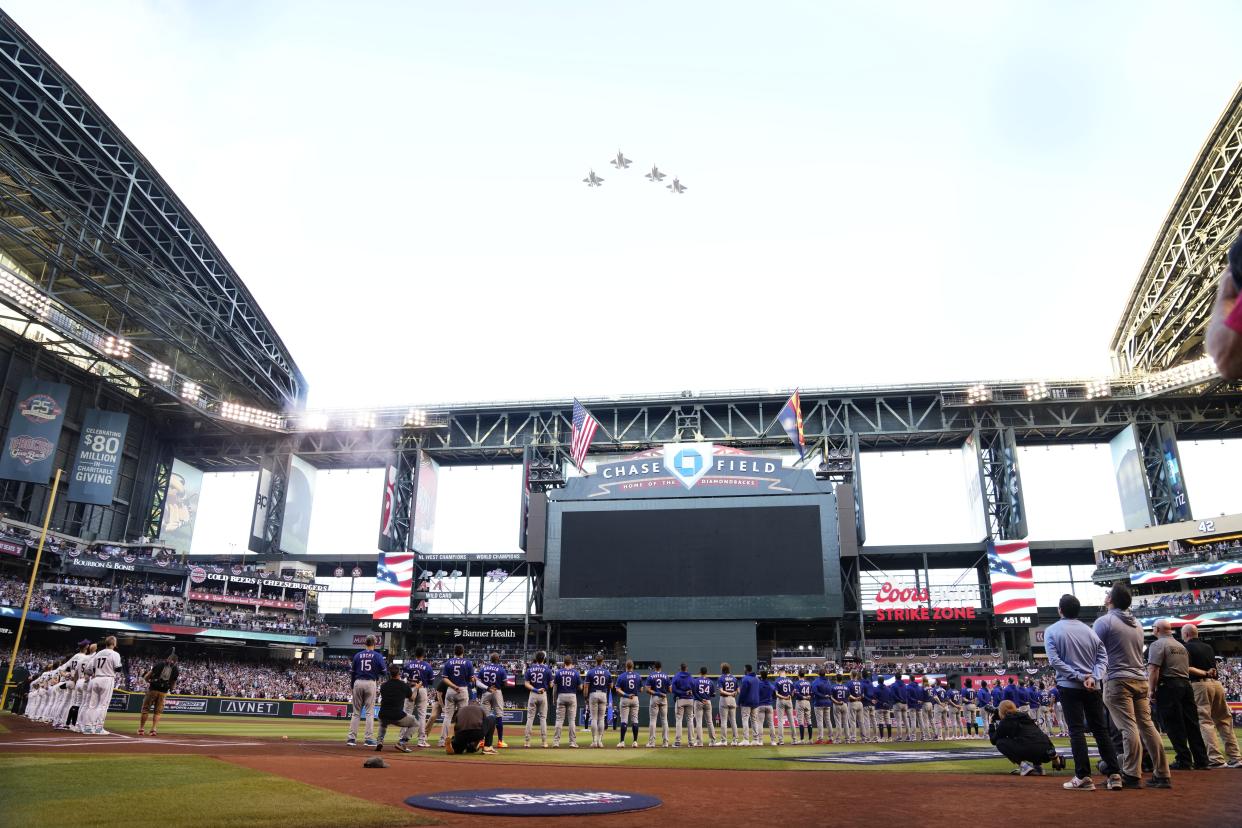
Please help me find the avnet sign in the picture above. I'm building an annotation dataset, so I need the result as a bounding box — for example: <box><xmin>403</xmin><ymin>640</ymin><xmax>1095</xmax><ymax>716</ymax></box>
<box><xmin>221</xmin><ymin>700</ymin><xmax>280</xmax><ymax>716</ymax></box>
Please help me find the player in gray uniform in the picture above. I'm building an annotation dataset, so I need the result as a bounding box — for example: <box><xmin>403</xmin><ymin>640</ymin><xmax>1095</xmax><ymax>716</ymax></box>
<box><xmin>584</xmin><ymin>655</ymin><xmax>612</xmax><ymax>748</ymax></box>
<box><xmin>522</xmin><ymin>651</ymin><xmax>552</xmax><ymax>747</ymax></box>
<box><xmin>644</xmin><ymin>662</ymin><xmax>672</xmax><ymax>748</ymax></box>
<box><xmin>552</xmin><ymin>656</ymin><xmax>581</xmax><ymax>748</ymax></box>
<box><xmin>716</xmin><ymin>663</ymin><xmax>740</xmax><ymax>745</ymax></box>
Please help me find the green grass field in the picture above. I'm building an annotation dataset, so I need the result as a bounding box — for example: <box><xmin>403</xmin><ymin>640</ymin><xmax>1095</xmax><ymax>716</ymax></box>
<box><xmin>0</xmin><ymin>753</ymin><xmax>436</xmax><ymax>828</ymax></box>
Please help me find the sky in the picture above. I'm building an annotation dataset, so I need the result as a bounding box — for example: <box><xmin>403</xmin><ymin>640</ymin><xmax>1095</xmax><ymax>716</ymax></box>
<box><xmin>4</xmin><ymin>2</ymin><xmax>1238</xmax><ymax>557</ymax></box>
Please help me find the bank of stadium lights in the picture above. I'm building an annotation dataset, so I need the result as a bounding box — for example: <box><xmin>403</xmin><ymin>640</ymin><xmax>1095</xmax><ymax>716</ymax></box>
<box><xmin>147</xmin><ymin>361</ymin><xmax>171</xmax><ymax>383</ymax></box>
<box><xmin>220</xmin><ymin>401</ymin><xmax>282</xmax><ymax>429</ymax></box>
<box><xmin>302</xmin><ymin>412</ymin><xmax>330</xmax><ymax>431</ymax></box>
<box><xmin>101</xmin><ymin>336</ymin><xmax>131</xmax><ymax>360</ymax></box>
<box><xmin>1138</xmin><ymin>355</ymin><xmax>1218</xmax><ymax>395</ymax></box>
<box><xmin>1024</xmin><ymin>381</ymin><xmax>1049</xmax><ymax>401</ymax></box>
<box><xmin>404</xmin><ymin>408</ymin><xmax>427</xmax><ymax>427</ymax></box>
<box><xmin>352</xmin><ymin>411</ymin><xmax>376</xmax><ymax>429</ymax></box>
<box><xmin>180</xmin><ymin>381</ymin><xmax>201</xmax><ymax>403</ymax></box>
<box><xmin>964</xmin><ymin>383</ymin><xmax>991</xmax><ymax>404</ymax></box>
<box><xmin>1084</xmin><ymin>379</ymin><xmax>1112</xmax><ymax>399</ymax></box>
<box><xmin>0</xmin><ymin>270</ymin><xmax>50</xmax><ymax>318</ymax></box>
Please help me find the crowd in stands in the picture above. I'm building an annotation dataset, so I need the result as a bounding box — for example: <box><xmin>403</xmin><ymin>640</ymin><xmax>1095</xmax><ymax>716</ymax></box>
<box><xmin>1096</xmin><ymin>538</ymin><xmax>1242</xmax><ymax>574</ymax></box>
<box><xmin>184</xmin><ymin>601</ymin><xmax>322</xmax><ymax>636</ymax></box>
<box><xmin>1134</xmin><ymin>587</ymin><xmax>1242</xmax><ymax>615</ymax></box>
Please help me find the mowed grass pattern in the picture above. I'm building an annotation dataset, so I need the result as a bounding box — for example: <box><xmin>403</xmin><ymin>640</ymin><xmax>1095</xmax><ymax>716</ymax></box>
<box><xmin>0</xmin><ymin>753</ymin><xmax>436</xmax><ymax>828</ymax></box>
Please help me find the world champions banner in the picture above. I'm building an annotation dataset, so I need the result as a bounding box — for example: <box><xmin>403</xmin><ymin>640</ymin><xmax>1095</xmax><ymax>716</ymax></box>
<box><xmin>67</xmin><ymin>409</ymin><xmax>129</xmax><ymax>505</ymax></box>
<box><xmin>0</xmin><ymin>377</ymin><xmax>70</xmax><ymax>484</ymax></box>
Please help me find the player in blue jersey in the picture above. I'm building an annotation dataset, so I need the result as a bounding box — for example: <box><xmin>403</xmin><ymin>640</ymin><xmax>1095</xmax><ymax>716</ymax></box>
<box><xmin>614</xmin><ymin>660</ymin><xmax>642</xmax><ymax>748</ymax></box>
<box><xmin>906</xmin><ymin>677</ymin><xmax>930</xmax><ymax>741</ymax></box>
<box><xmin>772</xmin><ymin>669</ymin><xmax>796</xmax><ymax>745</ymax></box>
<box><xmin>873</xmin><ymin>676</ymin><xmax>894</xmax><ymax>742</ymax></box>
<box><xmin>475</xmin><ymin>652</ymin><xmax>509</xmax><ymax>748</ymax></box>
<box><xmin>811</xmin><ymin>668</ymin><xmax>833</xmax><ymax>744</ymax></box>
<box><xmin>947</xmin><ymin>682</ymin><xmax>965</xmax><ymax>740</ymax></box>
<box><xmin>930</xmin><ymin>680</ymin><xmax>950</xmax><ymax>740</ymax></box>
<box><xmin>860</xmin><ymin>671</ymin><xmax>878</xmax><ymax>743</ymax></box>
<box><xmin>891</xmin><ymin>675</ymin><xmax>909</xmax><ymax>742</ymax></box>
<box><xmin>347</xmin><ymin>636</ymin><xmax>387</xmax><ymax>747</ymax></box>
<box><xmin>793</xmin><ymin>670</ymin><xmax>814</xmax><ymax>744</ymax></box>
<box><xmin>961</xmin><ymin>679</ymin><xmax>978</xmax><ymax>740</ymax></box>
<box><xmin>693</xmin><ymin>667</ymin><xmax>719</xmax><ymax>747</ymax></box>
<box><xmin>716</xmin><ymin>664</ymin><xmax>740</xmax><ymax>745</ymax></box>
<box><xmin>736</xmin><ymin>665</ymin><xmax>758</xmax><ymax>746</ymax></box>
<box><xmin>523</xmin><ymin>651</ymin><xmax>552</xmax><ymax>747</ymax></box>
<box><xmin>644</xmin><ymin>662</ymin><xmax>672</xmax><ymax>748</ymax></box>
<box><xmin>552</xmin><ymin>656</ymin><xmax>581</xmax><ymax>748</ymax></box>
<box><xmin>584</xmin><ymin>656</ymin><xmax>612</xmax><ymax>748</ymax></box>
<box><xmin>400</xmin><ymin>646</ymin><xmax>435</xmax><ymax>748</ymax></box>
<box><xmin>438</xmin><ymin>644</ymin><xmax>473</xmax><ymax>747</ymax></box>
<box><xmin>990</xmin><ymin>679</ymin><xmax>1004</xmax><ymax>712</ymax></box>
<box><xmin>671</xmin><ymin>663</ymin><xmax>696</xmax><ymax>747</ymax></box>
<box><xmin>752</xmin><ymin>669</ymin><xmax>777</xmax><ymax>745</ymax></box>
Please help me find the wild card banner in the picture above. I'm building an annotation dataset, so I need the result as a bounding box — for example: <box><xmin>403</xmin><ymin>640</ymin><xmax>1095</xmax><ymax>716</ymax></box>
<box><xmin>66</xmin><ymin>409</ymin><xmax>129</xmax><ymax>505</ymax></box>
<box><xmin>0</xmin><ymin>378</ymin><xmax>70</xmax><ymax>484</ymax></box>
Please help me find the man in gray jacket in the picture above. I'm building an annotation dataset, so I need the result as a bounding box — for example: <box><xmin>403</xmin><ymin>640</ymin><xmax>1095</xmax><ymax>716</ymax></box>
<box><xmin>1093</xmin><ymin>584</ymin><xmax>1171</xmax><ymax>789</ymax></box>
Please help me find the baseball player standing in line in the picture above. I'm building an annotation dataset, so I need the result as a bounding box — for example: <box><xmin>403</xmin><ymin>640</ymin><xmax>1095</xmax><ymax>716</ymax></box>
<box><xmin>585</xmin><ymin>655</ymin><xmax>612</xmax><ymax>748</ymax></box>
<box><xmin>523</xmin><ymin>651</ymin><xmax>552</xmax><ymax>747</ymax></box>
<box><xmin>438</xmin><ymin>644</ymin><xmax>474</xmax><ymax>747</ymax></box>
<box><xmin>948</xmin><ymin>682</ymin><xmax>965</xmax><ymax>739</ymax></box>
<box><xmin>644</xmin><ymin>662</ymin><xmax>672</xmax><ymax>748</ymax></box>
<box><xmin>717</xmin><ymin>663</ymin><xmax>740</xmax><ymax>745</ymax></box>
<box><xmin>927</xmin><ymin>679</ymin><xmax>945</xmax><ymax>740</ymax></box>
<box><xmin>846</xmin><ymin>671</ymin><xmax>867</xmax><ymax>743</ymax></box>
<box><xmin>401</xmin><ymin>647</ymin><xmax>434</xmax><ymax>747</ymax></box>
<box><xmin>347</xmin><ymin>635</ymin><xmax>386</xmax><ymax>747</ymax></box>
<box><xmin>912</xmin><ymin>677</ymin><xmax>933</xmax><ymax>741</ymax></box>
<box><xmin>873</xmin><ymin>675</ymin><xmax>894</xmax><ymax>741</ymax></box>
<box><xmin>614</xmin><ymin>660</ymin><xmax>642</xmax><ymax>748</ymax></box>
<box><xmin>860</xmin><ymin>671</ymin><xmax>878</xmax><ymax>742</ymax></box>
<box><xmin>811</xmin><ymin>667</ymin><xmax>833</xmax><ymax>743</ymax></box>
<box><xmin>476</xmin><ymin>652</ymin><xmax>509</xmax><ymax>748</ymax></box>
<box><xmin>82</xmin><ymin>636</ymin><xmax>122</xmax><ymax>735</ymax></box>
<box><xmin>552</xmin><ymin>656</ymin><xmax>581</xmax><ymax>748</ymax></box>
<box><xmin>672</xmin><ymin>663</ymin><xmax>696</xmax><ymax>747</ymax></box>
<box><xmin>693</xmin><ymin>667</ymin><xmax>719</xmax><ymax>746</ymax></box>
<box><xmin>52</xmin><ymin>641</ymin><xmax>91</xmax><ymax>729</ymax></box>
<box><xmin>831</xmin><ymin>674</ymin><xmax>852</xmax><ymax>743</ymax></box>
<box><xmin>736</xmin><ymin>665</ymin><xmax>758</xmax><ymax>747</ymax></box>
<box><xmin>752</xmin><ymin>669</ymin><xmax>776</xmax><ymax>746</ymax></box>
<box><xmin>962</xmin><ymin>679</ymin><xmax>978</xmax><ymax>739</ymax></box>
<box><xmin>793</xmin><ymin>670</ymin><xmax>814</xmax><ymax>744</ymax></box>
<box><xmin>891</xmin><ymin>675</ymin><xmax>909</xmax><ymax>741</ymax></box>
<box><xmin>66</xmin><ymin>643</ymin><xmax>96</xmax><ymax>732</ymax></box>
<box><xmin>772</xmin><ymin>668</ymin><xmax>796</xmax><ymax>745</ymax></box>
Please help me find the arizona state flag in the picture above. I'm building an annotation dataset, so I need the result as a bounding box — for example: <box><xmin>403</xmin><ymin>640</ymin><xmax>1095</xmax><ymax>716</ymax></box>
<box><xmin>777</xmin><ymin>390</ymin><xmax>805</xmax><ymax>459</ymax></box>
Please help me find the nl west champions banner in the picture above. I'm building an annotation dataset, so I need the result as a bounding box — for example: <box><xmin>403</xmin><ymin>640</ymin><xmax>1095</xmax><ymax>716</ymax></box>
<box><xmin>66</xmin><ymin>409</ymin><xmax>130</xmax><ymax>505</ymax></box>
<box><xmin>0</xmin><ymin>377</ymin><xmax>70</xmax><ymax>484</ymax></box>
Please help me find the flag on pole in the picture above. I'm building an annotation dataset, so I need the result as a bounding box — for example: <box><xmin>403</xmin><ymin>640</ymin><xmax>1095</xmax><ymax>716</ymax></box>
<box><xmin>777</xmin><ymin>390</ymin><xmax>805</xmax><ymax>459</ymax></box>
<box><xmin>570</xmin><ymin>399</ymin><xmax>600</xmax><ymax>470</ymax></box>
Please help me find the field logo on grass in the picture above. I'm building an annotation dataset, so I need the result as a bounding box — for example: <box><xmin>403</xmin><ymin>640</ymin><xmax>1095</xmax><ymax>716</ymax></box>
<box><xmin>221</xmin><ymin>700</ymin><xmax>279</xmax><ymax>716</ymax></box>
<box><xmin>405</xmin><ymin>789</ymin><xmax>662</xmax><ymax>817</ymax></box>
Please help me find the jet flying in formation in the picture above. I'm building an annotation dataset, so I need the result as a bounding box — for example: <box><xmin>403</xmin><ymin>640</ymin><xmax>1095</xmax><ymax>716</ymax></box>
<box><xmin>582</xmin><ymin>169</ymin><xmax>605</xmax><ymax>187</ymax></box>
<box><xmin>583</xmin><ymin>150</ymin><xmax>686</xmax><ymax>193</ymax></box>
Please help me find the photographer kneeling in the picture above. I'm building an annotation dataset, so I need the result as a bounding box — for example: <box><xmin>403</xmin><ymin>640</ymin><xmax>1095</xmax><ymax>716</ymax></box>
<box><xmin>990</xmin><ymin>699</ymin><xmax>1064</xmax><ymax>776</ymax></box>
<box><xmin>445</xmin><ymin>697</ymin><xmax>498</xmax><ymax>755</ymax></box>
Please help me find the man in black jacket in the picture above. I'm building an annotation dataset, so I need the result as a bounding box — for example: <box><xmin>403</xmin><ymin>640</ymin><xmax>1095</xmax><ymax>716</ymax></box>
<box><xmin>991</xmin><ymin>700</ymin><xmax>1064</xmax><ymax>776</ymax></box>
<box><xmin>139</xmin><ymin>653</ymin><xmax>179</xmax><ymax>736</ymax></box>
<box><xmin>375</xmin><ymin>664</ymin><xmax>417</xmax><ymax>752</ymax></box>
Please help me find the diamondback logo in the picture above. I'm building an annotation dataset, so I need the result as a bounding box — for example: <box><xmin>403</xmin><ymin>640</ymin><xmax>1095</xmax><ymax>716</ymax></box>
<box><xmin>663</xmin><ymin>443</ymin><xmax>715</xmax><ymax>489</ymax></box>
<box><xmin>19</xmin><ymin>393</ymin><xmax>62</xmax><ymax>424</ymax></box>
<box><xmin>9</xmin><ymin>435</ymin><xmax>53</xmax><ymax>465</ymax></box>
<box><xmin>405</xmin><ymin>788</ymin><xmax>661</xmax><ymax>816</ymax></box>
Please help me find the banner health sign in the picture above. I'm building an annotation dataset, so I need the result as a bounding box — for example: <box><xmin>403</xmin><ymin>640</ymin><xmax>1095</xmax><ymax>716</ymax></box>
<box><xmin>0</xmin><ymin>378</ymin><xmax>70</xmax><ymax>484</ymax></box>
<box><xmin>563</xmin><ymin>443</ymin><xmax>817</xmax><ymax>499</ymax></box>
<box><xmin>67</xmin><ymin>409</ymin><xmax>130</xmax><ymax>505</ymax></box>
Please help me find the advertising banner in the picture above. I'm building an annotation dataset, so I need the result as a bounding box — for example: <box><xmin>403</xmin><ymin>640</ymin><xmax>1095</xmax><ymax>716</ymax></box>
<box><xmin>159</xmin><ymin>459</ymin><xmax>204</xmax><ymax>553</ymax></box>
<box><xmin>1109</xmin><ymin>425</ymin><xmax>1153</xmax><ymax>531</ymax></box>
<box><xmin>0</xmin><ymin>378</ymin><xmax>70</xmax><ymax>484</ymax></box>
<box><xmin>409</xmin><ymin>449</ymin><xmax>438</xmax><ymax>554</ymax></box>
<box><xmin>0</xmin><ymin>538</ymin><xmax>22</xmax><ymax>557</ymax></box>
<box><xmin>161</xmin><ymin>696</ymin><xmax>210</xmax><ymax>714</ymax></box>
<box><xmin>188</xmin><ymin>591</ymin><xmax>304</xmax><ymax>610</ymax></box>
<box><xmin>66</xmin><ymin>409</ymin><xmax>130</xmax><ymax>505</ymax></box>
<box><xmin>292</xmin><ymin>702</ymin><xmax>348</xmax><ymax>718</ymax></box>
<box><xmin>279</xmin><ymin>455</ymin><xmax>317</xmax><ymax>556</ymax></box>
<box><xmin>219</xmin><ymin>699</ymin><xmax>281</xmax><ymax>716</ymax></box>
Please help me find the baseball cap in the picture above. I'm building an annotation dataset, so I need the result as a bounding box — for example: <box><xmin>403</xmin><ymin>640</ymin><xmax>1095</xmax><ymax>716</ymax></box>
<box><xmin>78</xmin><ymin>639</ymin><xmax>91</xmax><ymax>647</ymax></box>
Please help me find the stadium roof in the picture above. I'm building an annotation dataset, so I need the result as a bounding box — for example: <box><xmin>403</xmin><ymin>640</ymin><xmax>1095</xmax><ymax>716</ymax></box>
<box><xmin>1111</xmin><ymin>83</ymin><xmax>1242</xmax><ymax>375</ymax></box>
<box><xmin>0</xmin><ymin>11</ymin><xmax>306</xmax><ymax>415</ymax></box>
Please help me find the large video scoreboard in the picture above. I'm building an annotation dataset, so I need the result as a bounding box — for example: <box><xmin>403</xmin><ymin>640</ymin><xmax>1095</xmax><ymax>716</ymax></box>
<box><xmin>542</xmin><ymin>444</ymin><xmax>842</xmax><ymax>621</ymax></box>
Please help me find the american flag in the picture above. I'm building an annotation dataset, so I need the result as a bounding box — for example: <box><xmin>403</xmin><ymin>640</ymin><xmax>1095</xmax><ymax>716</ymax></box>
<box><xmin>372</xmin><ymin>552</ymin><xmax>415</xmax><ymax>620</ymax></box>
<box><xmin>987</xmin><ymin>540</ymin><xmax>1036</xmax><ymax>615</ymax></box>
<box><xmin>777</xmin><ymin>390</ymin><xmax>805</xmax><ymax>459</ymax></box>
<box><xmin>570</xmin><ymin>399</ymin><xmax>600</xmax><ymax>469</ymax></box>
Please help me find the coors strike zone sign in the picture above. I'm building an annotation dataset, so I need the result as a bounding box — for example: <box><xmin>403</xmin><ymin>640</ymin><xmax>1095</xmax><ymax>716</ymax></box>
<box><xmin>560</xmin><ymin>443</ymin><xmax>819</xmax><ymax>500</ymax></box>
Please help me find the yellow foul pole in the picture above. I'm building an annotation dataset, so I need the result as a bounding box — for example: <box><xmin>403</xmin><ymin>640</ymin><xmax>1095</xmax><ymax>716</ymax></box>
<box><xmin>1</xmin><ymin>468</ymin><xmax>63</xmax><ymax>711</ymax></box>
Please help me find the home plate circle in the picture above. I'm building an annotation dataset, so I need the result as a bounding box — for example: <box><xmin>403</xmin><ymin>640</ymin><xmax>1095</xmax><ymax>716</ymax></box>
<box><xmin>405</xmin><ymin>788</ymin><xmax>662</xmax><ymax>816</ymax></box>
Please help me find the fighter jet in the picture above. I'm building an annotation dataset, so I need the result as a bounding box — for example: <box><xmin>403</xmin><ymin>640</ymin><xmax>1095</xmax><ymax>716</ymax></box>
<box><xmin>609</xmin><ymin>150</ymin><xmax>632</xmax><ymax>169</ymax></box>
<box><xmin>666</xmin><ymin>177</ymin><xmax>688</xmax><ymax>194</ymax></box>
<box><xmin>644</xmin><ymin>165</ymin><xmax>666</xmax><ymax>183</ymax></box>
<box><xmin>582</xmin><ymin>169</ymin><xmax>604</xmax><ymax>187</ymax></box>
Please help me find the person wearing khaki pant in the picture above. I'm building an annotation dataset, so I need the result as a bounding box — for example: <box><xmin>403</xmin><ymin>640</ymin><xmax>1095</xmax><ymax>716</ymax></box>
<box><xmin>1103</xmin><ymin>678</ymin><xmax>1170</xmax><ymax>781</ymax></box>
<box><xmin>1183</xmin><ymin>624</ymin><xmax>1241</xmax><ymax>766</ymax></box>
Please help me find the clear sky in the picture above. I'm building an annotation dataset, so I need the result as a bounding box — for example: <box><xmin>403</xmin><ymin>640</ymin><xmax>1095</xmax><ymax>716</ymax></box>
<box><xmin>6</xmin><ymin>2</ymin><xmax>1237</xmax><ymax>556</ymax></box>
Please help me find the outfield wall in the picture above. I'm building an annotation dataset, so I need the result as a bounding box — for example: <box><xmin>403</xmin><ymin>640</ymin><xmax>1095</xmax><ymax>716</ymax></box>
<box><xmin>105</xmin><ymin>690</ymin><xmax>529</xmax><ymax>723</ymax></box>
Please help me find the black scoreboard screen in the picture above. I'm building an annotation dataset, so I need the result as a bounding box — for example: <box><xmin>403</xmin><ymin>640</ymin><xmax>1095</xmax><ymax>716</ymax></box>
<box><xmin>558</xmin><ymin>504</ymin><xmax>824</xmax><ymax>598</ymax></box>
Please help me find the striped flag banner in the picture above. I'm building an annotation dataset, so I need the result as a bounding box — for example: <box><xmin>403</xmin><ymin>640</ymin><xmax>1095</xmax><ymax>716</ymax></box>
<box><xmin>373</xmin><ymin>552</ymin><xmax>415</xmax><ymax>620</ymax></box>
<box><xmin>986</xmin><ymin>539</ymin><xmax>1036</xmax><ymax>616</ymax></box>
<box><xmin>570</xmin><ymin>399</ymin><xmax>600</xmax><ymax>469</ymax></box>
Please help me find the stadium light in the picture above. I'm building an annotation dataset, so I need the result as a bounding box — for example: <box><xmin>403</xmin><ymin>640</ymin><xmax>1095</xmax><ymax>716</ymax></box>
<box><xmin>102</xmin><ymin>336</ymin><xmax>131</xmax><ymax>360</ymax></box>
<box><xmin>147</xmin><ymin>361</ymin><xmax>171</xmax><ymax>383</ymax></box>
<box><xmin>1137</xmin><ymin>355</ymin><xmax>1217</xmax><ymax>395</ymax></box>
<box><xmin>180</xmin><ymin>381</ymin><xmax>201</xmax><ymax>403</ymax></box>
<box><xmin>352</xmin><ymin>411</ymin><xmax>376</xmax><ymax>429</ymax></box>
<box><xmin>404</xmin><ymin>408</ymin><xmax>427</xmax><ymax>427</ymax></box>
<box><xmin>301</xmin><ymin>412</ymin><xmax>330</xmax><ymax>431</ymax></box>
<box><xmin>0</xmin><ymin>270</ymin><xmax>50</xmax><ymax>318</ymax></box>
<box><xmin>220</xmin><ymin>401</ymin><xmax>282</xmax><ymax>429</ymax></box>
<box><xmin>1024</xmin><ymin>381</ymin><xmax>1049</xmax><ymax>401</ymax></box>
<box><xmin>964</xmin><ymin>383</ymin><xmax>991</xmax><ymax>404</ymax></box>
<box><xmin>1084</xmin><ymin>379</ymin><xmax>1111</xmax><ymax>399</ymax></box>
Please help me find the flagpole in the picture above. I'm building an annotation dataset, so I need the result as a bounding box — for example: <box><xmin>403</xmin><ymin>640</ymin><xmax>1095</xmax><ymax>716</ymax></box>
<box><xmin>1</xmin><ymin>468</ymin><xmax>63</xmax><ymax>712</ymax></box>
